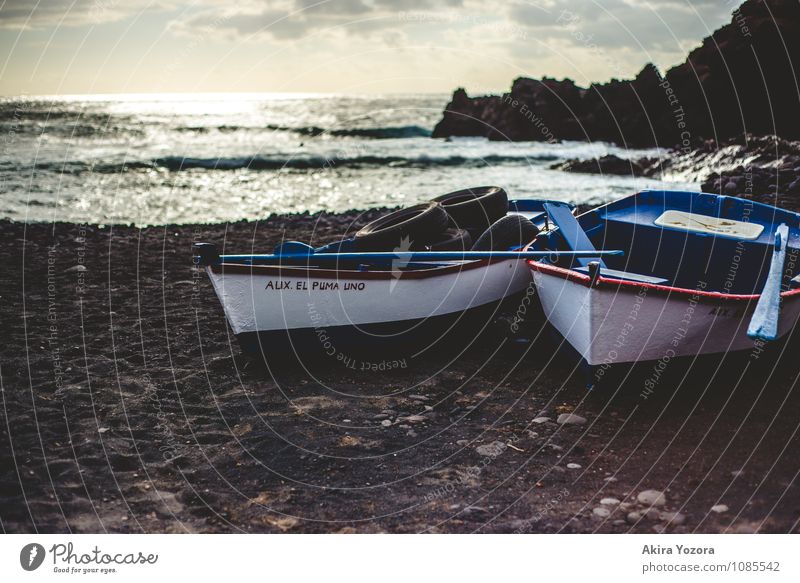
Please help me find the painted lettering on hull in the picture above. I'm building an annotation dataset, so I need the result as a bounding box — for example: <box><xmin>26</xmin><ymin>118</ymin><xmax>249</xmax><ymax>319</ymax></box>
<box><xmin>264</xmin><ymin>280</ymin><xmax>367</xmax><ymax>292</ymax></box>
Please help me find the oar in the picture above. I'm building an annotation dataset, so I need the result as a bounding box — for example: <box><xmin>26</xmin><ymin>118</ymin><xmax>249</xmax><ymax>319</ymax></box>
<box><xmin>747</xmin><ymin>223</ymin><xmax>789</xmax><ymax>341</ymax></box>
<box><xmin>215</xmin><ymin>249</ymin><xmax>625</xmax><ymax>265</ymax></box>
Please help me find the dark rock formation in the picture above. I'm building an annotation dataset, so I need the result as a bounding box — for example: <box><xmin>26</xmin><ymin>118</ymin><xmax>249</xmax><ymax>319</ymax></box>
<box><xmin>551</xmin><ymin>154</ymin><xmax>656</xmax><ymax>177</ymax></box>
<box><xmin>699</xmin><ymin>135</ymin><xmax>800</xmax><ymax>207</ymax></box>
<box><xmin>433</xmin><ymin>0</ymin><xmax>800</xmax><ymax>148</ymax></box>
<box><xmin>553</xmin><ymin>134</ymin><xmax>800</xmax><ymax>210</ymax></box>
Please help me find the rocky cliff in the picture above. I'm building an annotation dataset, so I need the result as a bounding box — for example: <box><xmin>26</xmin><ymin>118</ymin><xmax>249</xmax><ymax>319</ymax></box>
<box><xmin>433</xmin><ymin>0</ymin><xmax>800</xmax><ymax>148</ymax></box>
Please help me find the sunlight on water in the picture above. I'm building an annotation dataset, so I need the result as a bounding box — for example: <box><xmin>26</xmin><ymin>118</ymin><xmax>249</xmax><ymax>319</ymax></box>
<box><xmin>0</xmin><ymin>93</ymin><xmax>696</xmax><ymax>225</ymax></box>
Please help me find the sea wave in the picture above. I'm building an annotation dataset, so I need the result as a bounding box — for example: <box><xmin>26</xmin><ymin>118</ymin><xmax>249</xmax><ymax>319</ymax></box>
<box><xmin>223</xmin><ymin>124</ymin><xmax>433</xmax><ymax>139</ymax></box>
<box><xmin>16</xmin><ymin>152</ymin><xmax>562</xmax><ymax>174</ymax></box>
<box><xmin>139</xmin><ymin>152</ymin><xmax>556</xmax><ymax>171</ymax></box>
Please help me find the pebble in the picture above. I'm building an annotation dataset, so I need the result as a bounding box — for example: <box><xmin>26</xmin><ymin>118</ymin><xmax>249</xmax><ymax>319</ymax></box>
<box><xmin>637</xmin><ymin>489</ymin><xmax>666</xmax><ymax>506</ymax></box>
<box><xmin>592</xmin><ymin>507</ymin><xmax>611</xmax><ymax>518</ymax></box>
<box><xmin>456</xmin><ymin>439</ymin><xmax>469</xmax><ymax>446</ymax></box>
<box><xmin>659</xmin><ymin>511</ymin><xmax>686</xmax><ymax>525</ymax></box>
<box><xmin>603</xmin><ymin>476</ymin><xmax>618</xmax><ymax>483</ymax></box>
<box><xmin>723</xmin><ymin>181</ymin><xmax>739</xmax><ymax>194</ymax></box>
<box><xmin>600</xmin><ymin>497</ymin><xmax>620</xmax><ymax>505</ymax></box>
<box><xmin>557</xmin><ymin>413</ymin><xmax>587</xmax><ymax>425</ymax></box>
<box><xmin>711</xmin><ymin>504</ymin><xmax>729</xmax><ymax>513</ymax></box>
<box><xmin>626</xmin><ymin>511</ymin><xmax>641</xmax><ymax>524</ymax></box>
<box><xmin>645</xmin><ymin>508</ymin><xmax>661</xmax><ymax>520</ymax></box>
<box><xmin>409</xmin><ymin>395</ymin><xmax>429</xmax><ymax>401</ymax></box>
<box><xmin>402</xmin><ymin>415</ymin><xmax>427</xmax><ymax>424</ymax></box>
<box><xmin>372</xmin><ymin>413</ymin><xmax>390</xmax><ymax>420</ymax></box>
<box><xmin>476</xmin><ymin>441</ymin><xmax>507</xmax><ymax>457</ymax></box>
<box><xmin>566</xmin><ymin>463</ymin><xmax>582</xmax><ymax>469</ymax></box>
<box><xmin>380</xmin><ymin>419</ymin><xmax>392</xmax><ymax>427</ymax></box>
<box><xmin>532</xmin><ymin>417</ymin><xmax>551</xmax><ymax>424</ymax></box>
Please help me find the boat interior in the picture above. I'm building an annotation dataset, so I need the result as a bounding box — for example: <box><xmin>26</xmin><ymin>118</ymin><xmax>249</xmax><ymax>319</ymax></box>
<box><xmin>533</xmin><ymin>191</ymin><xmax>800</xmax><ymax>294</ymax></box>
<box><xmin>251</xmin><ymin>199</ymin><xmax>562</xmax><ymax>273</ymax></box>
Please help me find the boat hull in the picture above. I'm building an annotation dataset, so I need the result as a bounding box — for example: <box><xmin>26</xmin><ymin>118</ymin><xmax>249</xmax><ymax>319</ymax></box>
<box><xmin>206</xmin><ymin>258</ymin><xmax>532</xmax><ymax>355</ymax></box>
<box><xmin>530</xmin><ymin>263</ymin><xmax>800</xmax><ymax>366</ymax></box>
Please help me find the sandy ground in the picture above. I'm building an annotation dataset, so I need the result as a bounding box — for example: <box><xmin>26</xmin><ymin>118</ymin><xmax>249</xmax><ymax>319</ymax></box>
<box><xmin>1</xmin><ymin>211</ymin><xmax>800</xmax><ymax>534</ymax></box>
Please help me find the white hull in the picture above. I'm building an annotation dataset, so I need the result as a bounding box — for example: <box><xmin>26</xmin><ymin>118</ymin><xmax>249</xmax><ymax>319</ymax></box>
<box><xmin>531</xmin><ymin>266</ymin><xmax>800</xmax><ymax>366</ymax></box>
<box><xmin>207</xmin><ymin>259</ymin><xmax>532</xmax><ymax>336</ymax></box>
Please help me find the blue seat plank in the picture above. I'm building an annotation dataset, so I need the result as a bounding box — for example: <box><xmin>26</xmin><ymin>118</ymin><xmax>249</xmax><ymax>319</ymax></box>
<box><xmin>574</xmin><ymin>266</ymin><xmax>668</xmax><ymax>285</ymax></box>
<box><xmin>543</xmin><ymin>201</ymin><xmax>606</xmax><ymax>268</ymax></box>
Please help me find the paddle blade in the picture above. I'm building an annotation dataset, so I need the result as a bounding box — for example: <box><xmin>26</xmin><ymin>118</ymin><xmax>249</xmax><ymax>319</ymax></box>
<box><xmin>747</xmin><ymin>224</ymin><xmax>789</xmax><ymax>341</ymax></box>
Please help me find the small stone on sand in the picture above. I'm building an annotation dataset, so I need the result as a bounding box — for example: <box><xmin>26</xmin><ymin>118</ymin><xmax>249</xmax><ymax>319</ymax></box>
<box><xmin>593</xmin><ymin>507</ymin><xmax>611</xmax><ymax>518</ymax></box>
<box><xmin>476</xmin><ymin>441</ymin><xmax>507</xmax><ymax>457</ymax></box>
<box><xmin>659</xmin><ymin>511</ymin><xmax>686</xmax><ymax>525</ymax></box>
<box><xmin>637</xmin><ymin>489</ymin><xmax>666</xmax><ymax>506</ymax></box>
<box><xmin>557</xmin><ymin>413</ymin><xmax>586</xmax><ymax>425</ymax></box>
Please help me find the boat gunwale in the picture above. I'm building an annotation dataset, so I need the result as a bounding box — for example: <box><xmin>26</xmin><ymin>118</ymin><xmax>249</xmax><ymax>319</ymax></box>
<box><xmin>209</xmin><ymin>257</ymin><xmax>512</xmax><ymax>280</ymax></box>
<box><xmin>527</xmin><ymin>260</ymin><xmax>800</xmax><ymax>303</ymax></box>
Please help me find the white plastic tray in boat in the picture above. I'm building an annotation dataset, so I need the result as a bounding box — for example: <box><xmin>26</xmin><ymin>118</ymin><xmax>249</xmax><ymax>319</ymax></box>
<box><xmin>654</xmin><ymin>210</ymin><xmax>764</xmax><ymax>240</ymax></box>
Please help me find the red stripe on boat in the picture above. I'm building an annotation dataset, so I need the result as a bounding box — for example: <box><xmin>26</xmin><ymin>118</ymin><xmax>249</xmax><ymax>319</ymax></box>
<box><xmin>527</xmin><ymin>260</ymin><xmax>800</xmax><ymax>303</ymax></box>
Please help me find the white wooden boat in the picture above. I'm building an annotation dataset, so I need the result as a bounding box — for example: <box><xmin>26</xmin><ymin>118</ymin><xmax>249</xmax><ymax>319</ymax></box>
<box><xmin>526</xmin><ymin>190</ymin><xmax>800</xmax><ymax>368</ymax></box>
<box><xmin>199</xmin><ymin>252</ymin><xmax>532</xmax><ymax>353</ymax></box>
<box><xmin>194</xmin><ymin>200</ymin><xmax>612</xmax><ymax>356</ymax></box>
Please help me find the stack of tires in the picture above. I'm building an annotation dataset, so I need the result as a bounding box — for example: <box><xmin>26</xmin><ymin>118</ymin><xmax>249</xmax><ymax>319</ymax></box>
<box><xmin>353</xmin><ymin>186</ymin><xmax>539</xmax><ymax>252</ymax></box>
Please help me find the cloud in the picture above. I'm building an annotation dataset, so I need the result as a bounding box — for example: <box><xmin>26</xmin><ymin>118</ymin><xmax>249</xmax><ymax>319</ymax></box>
<box><xmin>170</xmin><ymin>0</ymin><xmax>408</xmax><ymax>42</ymax></box>
<box><xmin>163</xmin><ymin>0</ymin><xmax>739</xmax><ymax>54</ymax></box>
<box><xmin>508</xmin><ymin>0</ymin><xmax>735</xmax><ymax>50</ymax></box>
<box><xmin>2</xmin><ymin>0</ymin><xmax>743</xmax><ymax>91</ymax></box>
<box><xmin>0</xmin><ymin>0</ymin><xmax>178</xmax><ymax>29</ymax></box>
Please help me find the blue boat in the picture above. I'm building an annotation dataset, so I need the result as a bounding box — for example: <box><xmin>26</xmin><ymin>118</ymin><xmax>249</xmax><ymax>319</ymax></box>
<box><xmin>526</xmin><ymin>190</ymin><xmax>800</xmax><ymax>367</ymax></box>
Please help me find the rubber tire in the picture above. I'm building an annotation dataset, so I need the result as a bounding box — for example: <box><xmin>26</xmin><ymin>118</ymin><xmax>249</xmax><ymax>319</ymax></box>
<box><xmin>432</xmin><ymin>186</ymin><xmax>509</xmax><ymax>230</ymax></box>
<box><xmin>471</xmin><ymin>214</ymin><xmax>540</xmax><ymax>251</ymax></box>
<box><xmin>354</xmin><ymin>202</ymin><xmax>449</xmax><ymax>251</ymax></box>
<box><xmin>413</xmin><ymin>228</ymin><xmax>472</xmax><ymax>252</ymax></box>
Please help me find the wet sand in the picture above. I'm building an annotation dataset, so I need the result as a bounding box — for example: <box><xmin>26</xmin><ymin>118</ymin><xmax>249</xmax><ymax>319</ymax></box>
<box><xmin>1</xmin><ymin>211</ymin><xmax>800</xmax><ymax>534</ymax></box>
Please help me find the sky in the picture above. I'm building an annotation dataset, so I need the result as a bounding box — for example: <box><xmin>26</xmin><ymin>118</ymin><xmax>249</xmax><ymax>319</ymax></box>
<box><xmin>0</xmin><ymin>0</ymin><xmax>742</xmax><ymax>96</ymax></box>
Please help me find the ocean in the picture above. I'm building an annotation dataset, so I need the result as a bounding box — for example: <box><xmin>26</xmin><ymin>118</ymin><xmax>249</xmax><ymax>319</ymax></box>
<box><xmin>0</xmin><ymin>93</ymin><xmax>696</xmax><ymax>225</ymax></box>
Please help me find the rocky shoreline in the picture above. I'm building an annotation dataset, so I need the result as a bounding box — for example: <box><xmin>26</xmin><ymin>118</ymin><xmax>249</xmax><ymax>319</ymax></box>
<box><xmin>553</xmin><ymin>134</ymin><xmax>800</xmax><ymax>210</ymax></box>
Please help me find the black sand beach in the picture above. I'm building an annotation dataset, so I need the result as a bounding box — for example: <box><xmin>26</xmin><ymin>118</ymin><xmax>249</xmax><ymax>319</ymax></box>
<box><xmin>2</xmin><ymin>210</ymin><xmax>800</xmax><ymax>534</ymax></box>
